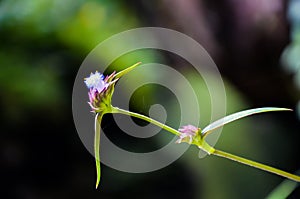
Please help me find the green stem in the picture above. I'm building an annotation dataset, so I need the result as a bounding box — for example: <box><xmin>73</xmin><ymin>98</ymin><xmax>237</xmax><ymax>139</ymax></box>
<box><xmin>213</xmin><ymin>149</ymin><xmax>300</xmax><ymax>182</ymax></box>
<box><xmin>111</xmin><ymin>106</ymin><xmax>180</xmax><ymax>136</ymax></box>
<box><xmin>94</xmin><ymin>113</ymin><xmax>103</xmax><ymax>189</ymax></box>
<box><xmin>111</xmin><ymin>106</ymin><xmax>300</xmax><ymax>183</ymax></box>
<box><xmin>266</xmin><ymin>170</ymin><xmax>300</xmax><ymax>199</ymax></box>
<box><xmin>266</xmin><ymin>178</ymin><xmax>299</xmax><ymax>199</ymax></box>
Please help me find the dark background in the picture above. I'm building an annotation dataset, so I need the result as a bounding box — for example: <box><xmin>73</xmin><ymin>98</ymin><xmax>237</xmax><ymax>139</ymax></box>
<box><xmin>1</xmin><ymin>0</ymin><xmax>300</xmax><ymax>198</ymax></box>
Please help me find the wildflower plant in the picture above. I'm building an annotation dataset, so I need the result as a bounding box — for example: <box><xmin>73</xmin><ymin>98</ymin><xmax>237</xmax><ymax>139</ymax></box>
<box><xmin>84</xmin><ymin>62</ymin><xmax>300</xmax><ymax>189</ymax></box>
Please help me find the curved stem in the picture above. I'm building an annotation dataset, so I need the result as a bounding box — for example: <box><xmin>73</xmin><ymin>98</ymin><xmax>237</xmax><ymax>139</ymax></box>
<box><xmin>111</xmin><ymin>106</ymin><xmax>180</xmax><ymax>136</ymax></box>
<box><xmin>94</xmin><ymin>113</ymin><xmax>103</xmax><ymax>189</ymax></box>
<box><xmin>213</xmin><ymin>149</ymin><xmax>300</xmax><ymax>182</ymax></box>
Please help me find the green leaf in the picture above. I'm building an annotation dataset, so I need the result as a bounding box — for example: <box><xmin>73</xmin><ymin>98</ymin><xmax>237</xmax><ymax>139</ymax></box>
<box><xmin>114</xmin><ymin>62</ymin><xmax>141</xmax><ymax>79</ymax></box>
<box><xmin>202</xmin><ymin>107</ymin><xmax>292</xmax><ymax>137</ymax></box>
<box><xmin>94</xmin><ymin>113</ymin><xmax>104</xmax><ymax>189</ymax></box>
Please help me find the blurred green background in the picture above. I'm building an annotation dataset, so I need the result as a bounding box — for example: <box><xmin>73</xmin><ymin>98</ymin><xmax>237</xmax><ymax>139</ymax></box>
<box><xmin>1</xmin><ymin>0</ymin><xmax>300</xmax><ymax>198</ymax></box>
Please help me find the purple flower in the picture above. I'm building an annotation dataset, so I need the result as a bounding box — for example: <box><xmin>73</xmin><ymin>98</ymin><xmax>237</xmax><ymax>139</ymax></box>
<box><xmin>176</xmin><ymin>125</ymin><xmax>200</xmax><ymax>144</ymax></box>
<box><xmin>84</xmin><ymin>71</ymin><xmax>108</xmax><ymax>92</ymax></box>
<box><xmin>84</xmin><ymin>71</ymin><xmax>117</xmax><ymax>112</ymax></box>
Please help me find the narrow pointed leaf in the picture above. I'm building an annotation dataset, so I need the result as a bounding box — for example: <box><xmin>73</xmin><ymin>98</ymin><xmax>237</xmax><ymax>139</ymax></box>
<box><xmin>114</xmin><ymin>62</ymin><xmax>141</xmax><ymax>79</ymax></box>
<box><xmin>202</xmin><ymin>107</ymin><xmax>292</xmax><ymax>137</ymax></box>
<box><xmin>94</xmin><ymin>113</ymin><xmax>104</xmax><ymax>189</ymax></box>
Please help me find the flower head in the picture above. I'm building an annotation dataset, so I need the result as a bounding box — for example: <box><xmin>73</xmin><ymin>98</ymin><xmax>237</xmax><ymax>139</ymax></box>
<box><xmin>176</xmin><ymin>125</ymin><xmax>201</xmax><ymax>144</ymax></box>
<box><xmin>84</xmin><ymin>71</ymin><xmax>107</xmax><ymax>92</ymax></box>
<box><xmin>84</xmin><ymin>71</ymin><xmax>117</xmax><ymax>113</ymax></box>
<box><xmin>84</xmin><ymin>63</ymin><xmax>142</xmax><ymax>114</ymax></box>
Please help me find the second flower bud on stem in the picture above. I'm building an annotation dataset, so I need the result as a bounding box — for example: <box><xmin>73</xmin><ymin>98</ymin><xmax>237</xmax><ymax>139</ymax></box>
<box><xmin>111</xmin><ymin>106</ymin><xmax>300</xmax><ymax>183</ymax></box>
